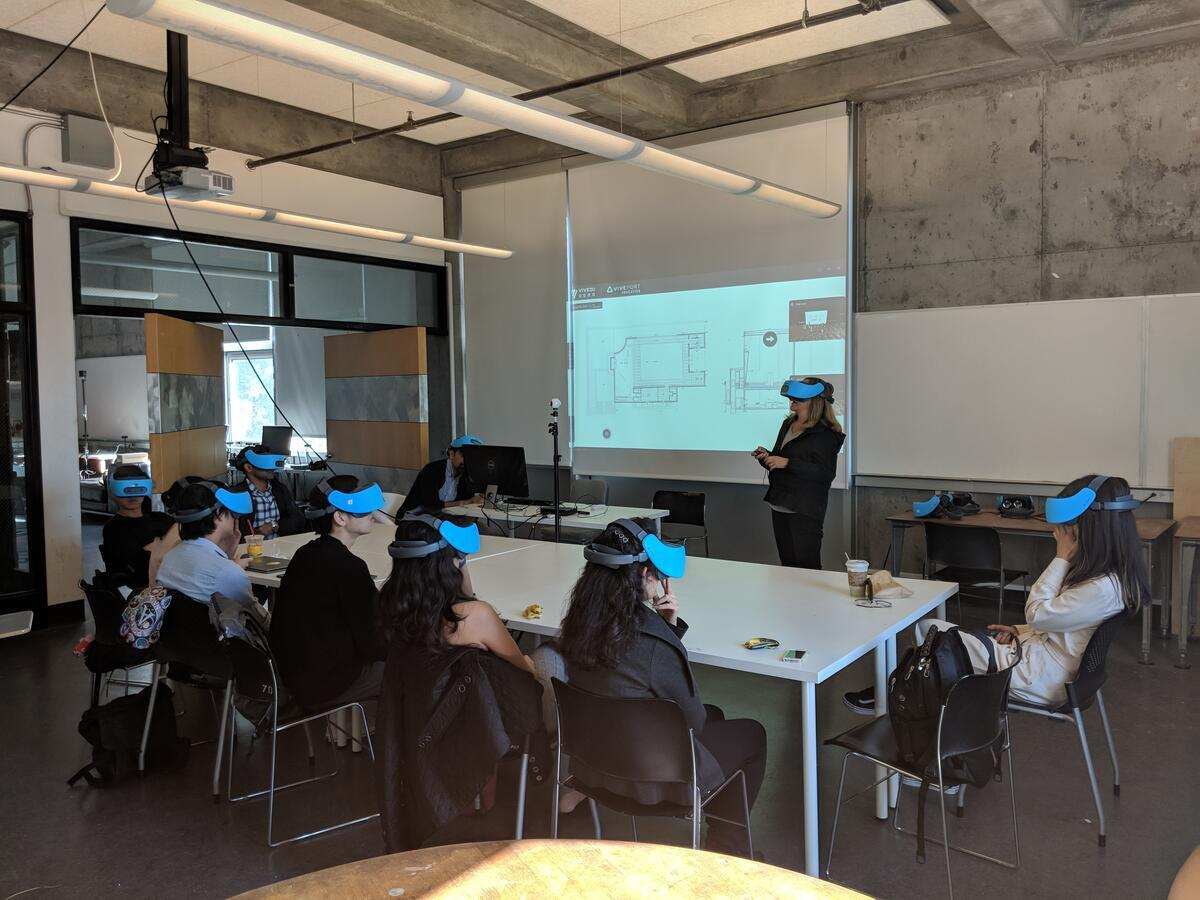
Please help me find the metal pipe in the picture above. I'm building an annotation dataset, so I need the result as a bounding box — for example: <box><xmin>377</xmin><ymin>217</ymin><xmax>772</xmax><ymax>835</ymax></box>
<box><xmin>245</xmin><ymin>0</ymin><xmax>913</xmax><ymax>170</ymax></box>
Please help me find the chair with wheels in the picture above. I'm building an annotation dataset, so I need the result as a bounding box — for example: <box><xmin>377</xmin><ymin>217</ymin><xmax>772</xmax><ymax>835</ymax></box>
<box><xmin>1007</xmin><ymin>613</ymin><xmax>1125</xmax><ymax>847</ymax></box>
<box><xmin>924</xmin><ymin>522</ymin><xmax>1027</xmax><ymax>622</ymax></box>
<box><xmin>652</xmin><ymin>490</ymin><xmax>710</xmax><ymax>557</ymax></box>
<box><xmin>825</xmin><ymin>667</ymin><xmax>1019</xmax><ymax>900</ymax></box>
<box><xmin>550</xmin><ymin>678</ymin><xmax>752</xmax><ymax>852</ymax></box>
<box><xmin>212</xmin><ymin>596</ymin><xmax>378</xmax><ymax>847</ymax></box>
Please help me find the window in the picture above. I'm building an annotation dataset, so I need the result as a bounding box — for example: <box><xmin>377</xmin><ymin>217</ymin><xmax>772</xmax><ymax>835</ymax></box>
<box><xmin>293</xmin><ymin>254</ymin><xmax>441</xmax><ymax>326</ymax></box>
<box><xmin>226</xmin><ymin>351</ymin><xmax>276</xmax><ymax>444</ymax></box>
<box><xmin>1</xmin><ymin>220</ymin><xmax>23</xmax><ymax>303</ymax></box>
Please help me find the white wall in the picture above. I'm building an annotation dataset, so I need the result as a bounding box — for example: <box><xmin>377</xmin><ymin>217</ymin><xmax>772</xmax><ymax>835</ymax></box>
<box><xmin>75</xmin><ymin>355</ymin><xmax>149</xmax><ymax>442</ymax></box>
<box><xmin>0</xmin><ymin>109</ymin><xmax>445</xmax><ymax>608</ymax></box>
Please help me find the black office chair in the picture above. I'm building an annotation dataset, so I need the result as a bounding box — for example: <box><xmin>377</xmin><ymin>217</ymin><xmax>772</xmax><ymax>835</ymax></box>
<box><xmin>924</xmin><ymin>523</ymin><xmax>1028</xmax><ymax>622</ymax></box>
<box><xmin>212</xmin><ymin>595</ymin><xmax>378</xmax><ymax>847</ymax></box>
<box><xmin>550</xmin><ymin>678</ymin><xmax>752</xmax><ymax>853</ymax></box>
<box><xmin>1008</xmin><ymin>613</ymin><xmax>1125</xmax><ymax>847</ymax></box>
<box><xmin>825</xmin><ymin>668</ymin><xmax>1019</xmax><ymax>900</ymax></box>
<box><xmin>652</xmin><ymin>490</ymin><xmax>710</xmax><ymax>557</ymax></box>
<box><xmin>79</xmin><ymin>574</ymin><xmax>156</xmax><ymax>708</ymax></box>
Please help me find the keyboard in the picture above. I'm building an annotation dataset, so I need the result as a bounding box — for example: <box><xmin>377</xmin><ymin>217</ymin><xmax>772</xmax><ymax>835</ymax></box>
<box><xmin>503</xmin><ymin>497</ymin><xmax>551</xmax><ymax>507</ymax></box>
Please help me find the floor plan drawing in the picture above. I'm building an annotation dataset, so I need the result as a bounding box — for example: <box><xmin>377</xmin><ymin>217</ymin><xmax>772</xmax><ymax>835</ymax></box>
<box><xmin>609</xmin><ymin>332</ymin><xmax>707</xmax><ymax>404</ymax></box>
<box><xmin>726</xmin><ymin>328</ymin><xmax>791</xmax><ymax>412</ymax></box>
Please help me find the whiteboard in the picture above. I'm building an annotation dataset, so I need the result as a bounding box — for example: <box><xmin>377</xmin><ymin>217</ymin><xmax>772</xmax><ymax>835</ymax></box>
<box><xmin>855</xmin><ymin>297</ymin><xmax>1146</xmax><ymax>486</ymax></box>
<box><xmin>1146</xmin><ymin>294</ymin><xmax>1200</xmax><ymax>488</ymax></box>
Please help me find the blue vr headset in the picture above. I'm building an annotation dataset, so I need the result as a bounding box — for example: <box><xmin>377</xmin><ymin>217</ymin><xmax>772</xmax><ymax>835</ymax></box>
<box><xmin>171</xmin><ymin>479</ymin><xmax>253</xmax><ymax>523</ymax></box>
<box><xmin>243</xmin><ymin>448</ymin><xmax>287</xmax><ymax>472</ymax></box>
<box><xmin>583</xmin><ymin>518</ymin><xmax>686</xmax><ymax>580</ymax></box>
<box><xmin>108</xmin><ymin>465</ymin><xmax>153</xmax><ymax>498</ymax></box>
<box><xmin>304</xmin><ymin>480</ymin><xmax>385</xmax><ymax>519</ymax></box>
<box><xmin>449</xmin><ymin>434</ymin><xmax>483</xmax><ymax>449</ymax></box>
<box><xmin>912</xmin><ymin>494</ymin><xmax>943</xmax><ymax>517</ymax></box>
<box><xmin>781</xmin><ymin>378</ymin><xmax>832</xmax><ymax>401</ymax></box>
<box><xmin>388</xmin><ymin>513</ymin><xmax>481</xmax><ymax>559</ymax></box>
<box><xmin>1045</xmin><ymin>475</ymin><xmax>1142</xmax><ymax>525</ymax></box>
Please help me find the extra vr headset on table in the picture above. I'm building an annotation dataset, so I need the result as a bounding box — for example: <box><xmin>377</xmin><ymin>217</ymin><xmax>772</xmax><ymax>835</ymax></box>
<box><xmin>912</xmin><ymin>492</ymin><xmax>980</xmax><ymax>520</ymax></box>
<box><xmin>388</xmin><ymin>513</ymin><xmax>481</xmax><ymax>559</ymax></box>
<box><xmin>108</xmin><ymin>464</ymin><xmax>153</xmax><ymax>498</ymax></box>
<box><xmin>1044</xmin><ymin>475</ymin><xmax>1144</xmax><ymax>525</ymax></box>
<box><xmin>997</xmin><ymin>495</ymin><xmax>1036</xmax><ymax>519</ymax></box>
<box><xmin>304</xmin><ymin>480</ymin><xmax>386</xmax><ymax>519</ymax></box>
<box><xmin>170</xmin><ymin>479</ymin><xmax>253</xmax><ymax>523</ymax></box>
<box><xmin>583</xmin><ymin>518</ymin><xmax>687</xmax><ymax>579</ymax></box>
<box><xmin>780</xmin><ymin>378</ymin><xmax>834</xmax><ymax>402</ymax></box>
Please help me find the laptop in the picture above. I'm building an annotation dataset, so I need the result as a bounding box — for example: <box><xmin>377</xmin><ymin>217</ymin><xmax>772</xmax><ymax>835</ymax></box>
<box><xmin>246</xmin><ymin>556</ymin><xmax>290</xmax><ymax>573</ymax></box>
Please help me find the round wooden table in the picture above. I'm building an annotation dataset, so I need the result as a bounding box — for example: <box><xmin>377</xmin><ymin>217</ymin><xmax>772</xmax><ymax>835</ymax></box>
<box><xmin>234</xmin><ymin>839</ymin><xmax>868</xmax><ymax>898</ymax></box>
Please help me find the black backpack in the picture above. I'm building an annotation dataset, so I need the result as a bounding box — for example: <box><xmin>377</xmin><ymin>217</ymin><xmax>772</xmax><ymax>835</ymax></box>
<box><xmin>68</xmin><ymin>684</ymin><xmax>190</xmax><ymax>787</ymax></box>
<box><xmin>888</xmin><ymin>624</ymin><xmax>1016</xmax><ymax>862</ymax></box>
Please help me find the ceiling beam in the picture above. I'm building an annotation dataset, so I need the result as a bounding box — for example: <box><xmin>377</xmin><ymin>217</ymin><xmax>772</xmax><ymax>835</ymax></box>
<box><xmin>956</xmin><ymin>0</ymin><xmax>1077</xmax><ymax>54</ymax></box>
<box><xmin>286</xmin><ymin>0</ymin><xmax>691</xmax><ymax>133</ymax></box>
<box><xmin>0</xmin><ymin>29</ymin><xmax>443</xmax><ymax>195</ymax></box>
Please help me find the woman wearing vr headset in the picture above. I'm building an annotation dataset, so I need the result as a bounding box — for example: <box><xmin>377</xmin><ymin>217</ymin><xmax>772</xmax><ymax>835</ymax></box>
<box><xmin>845</xmin><ymin>474</ymin><xmax>1150</xmax><ymax>715</ymax></box>
<box><xmin>752</xmin><ymin>376</ymin><xmax>845</xmax><ymax>570</ymax></box>
<box><xmin>558</xmin><ymin>519</ymin><xmax>766</xmax><ymax>858</ymax></box>
<box><xmin>101</xmin><ymin>464</ymin><xmax>174</xmax><ymax>589</ymax></box>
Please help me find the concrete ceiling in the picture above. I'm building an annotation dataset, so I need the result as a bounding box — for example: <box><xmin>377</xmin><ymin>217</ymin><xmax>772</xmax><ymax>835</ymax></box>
<box><xmin>1</xmin><ymin>0</ymin><xmax>1198</xmax><ymax>192</ymax></box>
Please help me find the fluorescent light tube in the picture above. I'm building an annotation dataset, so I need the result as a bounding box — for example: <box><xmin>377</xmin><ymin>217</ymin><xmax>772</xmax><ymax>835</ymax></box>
<box><xmin>105</xmin><ymin>0</ymin><xmax>842</xmax><ymax>218</ymax></box>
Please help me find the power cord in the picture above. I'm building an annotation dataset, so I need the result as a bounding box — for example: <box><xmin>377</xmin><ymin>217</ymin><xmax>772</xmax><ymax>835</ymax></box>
<box><xmin>2</xmin><ymin>5</ymin><xmax>104</xmax><ymax>113</ymax></box>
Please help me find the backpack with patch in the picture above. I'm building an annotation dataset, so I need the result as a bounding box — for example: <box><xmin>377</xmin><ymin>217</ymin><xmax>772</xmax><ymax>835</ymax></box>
<box><xmin>120</xmin><ymin>586</ymin><xmax>173</xmax><ymax>649</ymax></box>
<box><xmin>68</xmin><ymin>684</ymin><xmax>190</xmax><ymax>787</ymax></box>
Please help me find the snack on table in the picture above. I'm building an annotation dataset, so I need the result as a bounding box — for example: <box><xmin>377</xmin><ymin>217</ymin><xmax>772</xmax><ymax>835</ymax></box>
<box><xmin>522</xmin><ymin>603</ymin><xmax>543</xmax><ymax>620</ymax></box>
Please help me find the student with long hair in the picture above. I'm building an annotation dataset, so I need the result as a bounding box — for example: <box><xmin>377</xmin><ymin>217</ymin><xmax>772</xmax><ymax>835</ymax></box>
<box><xmin>845</xmin><ymin>474</ymin><xmax>1149</xmax><ymax>715</ymax></box>
<box><xmin>558</xmin><ymin>518</ymin><xmax>766</xmax><ymax>857</ymax></box>
<box><xmin>752</xmin><ymin>376</ymin><xmax>845</xmax><ymax>569</ymax></box>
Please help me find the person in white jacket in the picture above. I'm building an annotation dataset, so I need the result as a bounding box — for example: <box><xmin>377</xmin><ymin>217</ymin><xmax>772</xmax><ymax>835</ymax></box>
<box><xmin>845</xmin><ymin>474</ymin><xmax>1150</xmax><ymax>712</ymax></box>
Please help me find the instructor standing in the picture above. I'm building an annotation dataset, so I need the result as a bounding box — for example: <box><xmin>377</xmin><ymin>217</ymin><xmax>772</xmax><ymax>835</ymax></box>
<box><xmin>752</xmin><ymin>377</ymin><xmax>845</xmax><ymax>569</ymax></box>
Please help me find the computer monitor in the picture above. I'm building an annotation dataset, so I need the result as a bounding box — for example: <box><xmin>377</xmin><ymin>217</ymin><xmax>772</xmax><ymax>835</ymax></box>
<box><xmin>460</xmin><ymin>445</ymin><xmax>530</xmax><ymax>499</ymax></box>
<box><xmin>261</xmin><ymin>425</ymin><xmax>294</xmax><ymax>456</ymax></box>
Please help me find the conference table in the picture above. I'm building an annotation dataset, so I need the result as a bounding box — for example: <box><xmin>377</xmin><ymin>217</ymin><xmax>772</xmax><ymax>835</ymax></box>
<box><xmin>444</xmin><ymin>501</ymin><xmax>669</xmax><ymax>538</ymax></box>
<box><xmin>465</xmin><ymin>540</ymin><xmax>957</xmax><ymax>878</ymax></box>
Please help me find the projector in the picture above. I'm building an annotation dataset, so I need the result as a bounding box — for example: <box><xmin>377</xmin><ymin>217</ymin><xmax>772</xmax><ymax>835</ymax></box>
<box><xmin>143</xmin><ymin>165</ymin><xmax>235</xmax><ymax>201</ymax></box>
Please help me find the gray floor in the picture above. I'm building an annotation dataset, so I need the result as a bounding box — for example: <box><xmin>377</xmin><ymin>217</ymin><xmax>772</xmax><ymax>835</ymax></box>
<box><xmin>0</xmin><ymin>597</ymin><xmax>1195</xmax><ymax>899</ymax></box>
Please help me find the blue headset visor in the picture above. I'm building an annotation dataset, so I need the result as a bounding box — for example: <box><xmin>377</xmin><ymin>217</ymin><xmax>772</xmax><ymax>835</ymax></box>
<box><xmin>1045</xmin><ymin>476</ymin><xmax>1140</xmax><ymax>525</ymax></box>
<box><xmin>583</xmin><ymin>518</ymin><xmax>686</xmax><ymax>579</ymax></box>
<box><xmin>449</xmin><ymin>434</ymin><xmax>483</xmax><ymax>449</ymax></box>
<box><xmin>388</xmin><ymin>514</ymin><xmax>481</xmax><ymax>559</ymax></box>
<box><xmin>110</xmin><ymin>476</ymin><xmax>153</xmax><ymax>498</ymax></box>
<box><xmin>781</xmin><ymin>379</ymin><xmax>826</xmax><ymax>401</ymax></box>
<box><xmin>913</xmin><ymin>494</ymin><xmax>942</xmax><ymax>517</ymax></box>
<box><xmin>643</xmin><ymin>534</ymin><xmax>686</xmax><ymax>579</ymax></box>
<box><xmin>244</xmin><ymin>449</ymin><xmax>286</xmax><ymax>472</ymax></box>
<box><xmin>306</xmin><ymin>481</ymin><xmax>385</xmax><ymax>518</ymax></box>
<box><xmin>215</xmin><ymin>486</ymin><xmax>253</xmax><ymax>516</ymax></box>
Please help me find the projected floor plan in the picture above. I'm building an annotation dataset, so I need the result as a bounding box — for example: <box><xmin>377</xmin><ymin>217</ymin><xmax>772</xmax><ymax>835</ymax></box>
<box><xmin>610</xmin><ymin>332</ymin><xmax>706</xmax><ymax>404</ymax></box>
<box><xmin>726</xmin><ymin>328</ymin><xmax>790</xmax><ymax>412</ymax></box>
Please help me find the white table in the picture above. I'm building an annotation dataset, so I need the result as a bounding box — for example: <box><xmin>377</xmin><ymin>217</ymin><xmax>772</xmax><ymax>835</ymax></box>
<box><xmin>241</xmin><ymin>525</ymin><xmax>541</xmax><ymax>589</ymax></box>
<box><xmin>443</xmin><ymin>502</ymin><xmax>669</xmax><ymax>539</ymax></box>
<box><xmin>466</xmin><ymin>542</ymin><xmax>956</xmax><ymax>878</ymax></box>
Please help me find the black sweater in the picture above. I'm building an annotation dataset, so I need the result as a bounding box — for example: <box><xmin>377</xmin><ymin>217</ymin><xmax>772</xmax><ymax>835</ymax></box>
<box><xmin>397</xmin><ymin>458</ymin><xmax>480</xmax><ymax>518</ymax></box>
<box><xmin>270</xmin><ymin>535</ymin><xmax>384</xmax><ymax>708</ymax></box>
<box><xmin>760</xmin><ymin>418</ymin><xmax>846</xmax><ymax>522</ymax></box>
<box><xmin>100</xmin><ymin>512</ymin><xmax>173</xmax><ymax>589</ymax></box>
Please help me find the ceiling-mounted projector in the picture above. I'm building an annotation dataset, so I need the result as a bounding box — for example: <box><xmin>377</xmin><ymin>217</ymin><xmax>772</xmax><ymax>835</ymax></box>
<box><xmin>143</xmin><ymin>165</ymin><xmax>235</xmax><ymax>201</ymax></box>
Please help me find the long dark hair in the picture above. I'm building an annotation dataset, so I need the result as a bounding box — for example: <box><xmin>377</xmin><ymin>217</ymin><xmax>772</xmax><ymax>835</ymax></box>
<box><xmin>1058</xmin><ymin>474</ymin><xmax>1149</xmax><ymax>612</ymax></box>
<box><xmin>377</xmin><ymin>517</ymin><xmax>467</xmax><ymax>650</ymax></box>
<box><xmin>559</xmin><ymin>519</ymin><xmax>655</xmax><ymax>670</ymax></box>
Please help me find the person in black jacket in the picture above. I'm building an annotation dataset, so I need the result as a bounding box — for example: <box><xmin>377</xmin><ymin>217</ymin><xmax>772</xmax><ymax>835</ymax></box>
<box><xmin>558</xmin><ymin>518</ymin><xmax>766</xmax><ymax>858</ymax></box>
<box><xmin>233</xmin><ymin>444</ymin><xmax>307</xmax><ymax>538</ymax></box>
<box><xmin>270</xmin><ymin>475</ymin><xmax>387</xmax><ymax>709</ymax></box>
<box><xmin>100</xmin><ymin>464</ymin><xmax>174</xmax><ymax>589</ymax></box>
<box><xmin>396</xmin><ymin>434</ymin><xmax>486</xmax><ymax>518</ymax></box>
<box><xmin>752</xmin><ymin>377</ymin><xmax>846</xmax><ymax>569</ymax></box>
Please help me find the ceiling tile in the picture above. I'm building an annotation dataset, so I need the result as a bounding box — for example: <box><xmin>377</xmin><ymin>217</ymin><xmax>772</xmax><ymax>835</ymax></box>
<box><xmin>523</xmin><ymin>0</ymin><xmax>731</xmax><ymax>38</ymax></box>
<box><xmin>0</xmin><ymin>0</ymin><xmax>62</xmax><ymax>30</ymax></box>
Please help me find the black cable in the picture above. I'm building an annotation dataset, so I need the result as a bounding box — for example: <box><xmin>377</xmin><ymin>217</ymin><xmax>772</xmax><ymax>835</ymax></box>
<box><xmin>1</xmin><ymin>5</ymin><xmax>104</xmax><ymax>113</ymax></box>
<box><xmin>156</xmin><ymin>185</ymin><xmax>337</xmax><ymax>476</ymax></box>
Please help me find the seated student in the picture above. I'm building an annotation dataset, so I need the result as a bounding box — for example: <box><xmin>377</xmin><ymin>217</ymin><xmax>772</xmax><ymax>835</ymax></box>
<box><xmin>270</xmin><ymin>476</ymin><xmax>387</xmax><ymax>710</ymax></box>
<box><xmin>233</xmin><ymin>445</ymin><xmax>306</xmax><ymax>539</ymax></box>
<box><xmin>558</xmin><ymin>518</ymin><xmax>766</xmax><ymax>858</ymax></box>
<box><xmin>100</xmin><ymin>464</ymin><xmax>174</xmax><ymax>590</ymax></box>
<box><xmin>845</xmin><ymin>474</ymin><xmax>1149</xmax><ymax>715</ymax></box>
<box><xmin>396</xmin><ymin>434</ymin><xmax>486</xmax><ymax>518</ymax></box>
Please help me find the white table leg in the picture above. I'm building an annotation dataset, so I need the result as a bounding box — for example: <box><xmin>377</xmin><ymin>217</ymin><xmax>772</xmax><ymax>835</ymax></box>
<box><xmin>801</xmin><ymin>680</ymin><xmax>819</xmax><ymax>878</ymax></box>
<box><xmin>874</xmin><ymin>640</ymin><xmax>889</xmax><ymax>820</ymax></box>
<box><xmin>884</xmin><ymin>635</ymin><xmax>900</xmax><ymax>808</ymax></box>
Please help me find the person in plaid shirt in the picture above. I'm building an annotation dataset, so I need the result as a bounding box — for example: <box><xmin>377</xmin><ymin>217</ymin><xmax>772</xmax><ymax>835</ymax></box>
<box><xmin>234</xmin><ymin>444</ymin><xmax>307</xmax><ymax>538</ymax></box>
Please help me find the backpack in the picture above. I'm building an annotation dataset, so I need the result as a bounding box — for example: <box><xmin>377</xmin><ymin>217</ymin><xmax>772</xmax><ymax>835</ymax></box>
<box><xmin>68</xmin><ymin>684</ymin><xmax>190</xmax><ymax>787</ymax></box>
<box><xmin>888</xmin><ymin>625</ymin><xmax>1019</xmax><ymax>862</ymax></box>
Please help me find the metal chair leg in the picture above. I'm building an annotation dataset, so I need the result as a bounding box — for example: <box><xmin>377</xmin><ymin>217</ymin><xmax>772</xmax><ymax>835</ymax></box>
<box><xmin>1072</xmin><ymin>708</ymin><xmax>1107</xmax><ymax>847</ymax></box>
<box><xmin>1096</xmin><ymin>691</ymin><xmax>1120</xmax><ymax>796</ymax></box>
<box><xmin>514</xmin><ymin>751</ymin><xmax>530</xmax><ymax>839</ymax></box>
<box><xmin>691</xmin><ymin>789</ymin><xmax>702</xmax><ymax>849</ymax></box>
<box><xmin>956</xmin><ymin>784</ymin><xmax>967</xmax><ymax>818</ymax></box>
<box><xmin>1005</xmin><ymin>718</ymin><xmax>1020</xmax><ymax>868</ymax></box>
<box><xmin>937</xmin><ymin>758</ymin><xmax>954</xmax><ymax>900</ymax></box>
<box><xmin>137</xmin><ymin>662</ymin><xmax>162</xmax><ymax>772</ymax></box>
<box><xmin>589</xmin><ymin>798</ymin><xmax>602</xmax><ymax>840</ymax></box>
<box><xmin>738</xmin><ymin>769</ymin><xmax>754</xmax><ymax>860</ymax></box>
<box><xmin>212</xmin><ymin>680</ymin><xmax>232</xmax><ymax>802</ymax></box>
<box><xmin>997</xmin><ymin>566</ymin><xmax>1006</xmax><ymax>625</ymax></box>
<box><xmin>629</xmin><ymin>817</ymin><xmax>638</xmax><ymax>841</ymax></box>
<box><xmin>825</xmin><ymin>754</ymin><xmax>851</xmax><ymax>876</ymax></box>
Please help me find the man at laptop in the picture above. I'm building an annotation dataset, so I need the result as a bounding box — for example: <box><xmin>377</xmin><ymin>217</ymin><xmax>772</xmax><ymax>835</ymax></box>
<box><xmin>397</xmin><ymin>434</ymin><xmax>486</xmax><ymax>517</ymax></box>
<box><xmin>271</xmin><ymin>476</ymin><xmax>387</xmax><ymax>709</ymax></box>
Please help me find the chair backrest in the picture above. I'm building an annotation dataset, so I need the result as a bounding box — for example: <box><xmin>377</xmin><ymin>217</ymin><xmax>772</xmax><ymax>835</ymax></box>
<box><xmin>1065</xmin><ymin>612</ymin><xmax>1126</xmax><ymax>710</ymax></box>
<box><xmin>80</xmin><ymin>575</ymin><xmax>128</xmax><ymax>644</ymax></box>
<box><xmin>571</xmin><ymin>478</ymin><xmax>609</xmax><ymax>505</ymax></box>
<box><xmin>212</xmin><ymin>593</ymin><xmax>279</xmax><ymax>729</ymax></box>
<box><xmin>552</xmin><ymin>677</ymin><xmax>695</xmax><ymax>786</ymax></box>
<box><xmin>937</xmin><ymin>666</ymin><xmax>1014</xmax><ymax>760</ymax></box>
<box><xmin>652</xmin><ymin>490</ymin><xmax>706</xmax><ymax>528</ymax></box>
<box><xmin>528</xmin><ymin>642</ymin><xmax>566</xmax><ymax>735</ymax></box>
<box><xmin>924</xmin><ymin>522</ymin><xmax>1002</xmax><ymax>570</ymax></box>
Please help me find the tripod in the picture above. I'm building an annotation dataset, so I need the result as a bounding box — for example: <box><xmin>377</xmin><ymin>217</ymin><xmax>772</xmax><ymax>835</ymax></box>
<box><xmin>548</xmin><ymin>403</ymin><xmax>562</xmax><ymax>542</ymax></box>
